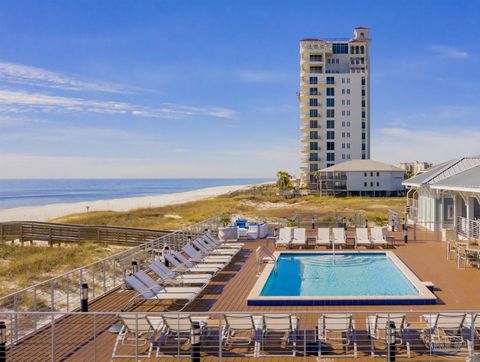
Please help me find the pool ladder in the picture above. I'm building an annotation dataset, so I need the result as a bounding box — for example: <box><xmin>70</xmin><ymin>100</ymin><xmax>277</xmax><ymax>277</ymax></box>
<box><xmin>255</xmin><ymin>246</ymin><xmax>277</xmax><ymax>276</ymax></box>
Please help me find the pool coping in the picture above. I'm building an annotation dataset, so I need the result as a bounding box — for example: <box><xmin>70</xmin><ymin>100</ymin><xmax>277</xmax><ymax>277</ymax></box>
<box><xmin>247</xmin><ymin>250</ymin><xmax>438</xmax><ymax>306</ymax></box>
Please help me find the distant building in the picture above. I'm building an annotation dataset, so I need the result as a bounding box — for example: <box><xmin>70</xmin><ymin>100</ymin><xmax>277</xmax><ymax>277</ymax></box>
<box><xmin>398</xmin><ymin>161</ymin><xmax>433</xmax><ymax>175</ymax></box>
<box><xmin>299</xmin><ymin>27</ymin><xmax>371</xmax><ymax>188</ymax></box>
<box><xmin>403</xmin><ymin>156</ymin><xmax>480</xmax><ymax>238</ymax></box>
<box><xmin>317</xmin><ymin>160</ymin><xmax>405</xmax><ymax>196</ymax></box>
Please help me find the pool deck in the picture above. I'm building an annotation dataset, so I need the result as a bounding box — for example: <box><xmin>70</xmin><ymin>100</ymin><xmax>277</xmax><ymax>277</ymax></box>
<box><xmin>7</xmin><ymin>228</ymin><xmax>480</xmax><ymax>361</ymax></box>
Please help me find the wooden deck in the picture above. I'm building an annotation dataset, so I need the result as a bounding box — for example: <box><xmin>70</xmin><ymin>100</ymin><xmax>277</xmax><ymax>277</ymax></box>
<box><xmin>7</xmin><ymin>228</ymin><xmax>480</xmax><ymax>361</ymax></box>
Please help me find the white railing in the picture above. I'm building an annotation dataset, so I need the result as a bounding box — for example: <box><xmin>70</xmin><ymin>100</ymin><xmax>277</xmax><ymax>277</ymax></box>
<box><xmin>1</xmin><ymin>310</ymin><xmax>479</xmax><ymax>360</ymax></box>
<box><xmin>457</xmin><ymin>216</ymin><xmax>480</xmax><ymax>240</ymax></box>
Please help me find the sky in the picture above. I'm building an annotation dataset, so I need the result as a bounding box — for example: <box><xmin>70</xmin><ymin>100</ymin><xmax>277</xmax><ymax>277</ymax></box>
<box><xmin>0</xmin><ymin>0</ymin><xmax>479</xmax><ymax>178</ymax></box>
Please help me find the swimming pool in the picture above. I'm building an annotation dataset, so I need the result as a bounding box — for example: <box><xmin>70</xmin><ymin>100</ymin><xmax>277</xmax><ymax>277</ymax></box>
<box><xmin>247</xmin><ymin>251</ymin><xmax>437</xmax><ymax>306</ymax></box>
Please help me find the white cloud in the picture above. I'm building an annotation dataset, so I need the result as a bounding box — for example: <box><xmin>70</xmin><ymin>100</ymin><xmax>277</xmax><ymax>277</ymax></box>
<box><xmin>429</xmin><ymin>45</ymin><xmax>469</xmax><ymax>59</ymax></box>
<box><xmin>0</xmin><ymin>89</ymin><xmax>237</xmax><ymax>120</ymax></box>
<box><xmin>372</xmin><ymin>127</ymin><xmax>480</xmax><ymax>165</ymax></box>
<box><xmin>0</xmin><ymin>61</ymin><xmax>131</xmax><ymax>93</ymax></box>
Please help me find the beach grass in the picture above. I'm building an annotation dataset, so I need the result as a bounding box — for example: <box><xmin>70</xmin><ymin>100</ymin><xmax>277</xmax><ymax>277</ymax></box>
<box><xmin>0</xmin><ymin>243</ymin><xmax>125</xmax><ymax>296</ymax></box>
<box><xmin>54</xmin><ymin>187</ymin><xmax>406</xmax><ymax>230</ymax></box>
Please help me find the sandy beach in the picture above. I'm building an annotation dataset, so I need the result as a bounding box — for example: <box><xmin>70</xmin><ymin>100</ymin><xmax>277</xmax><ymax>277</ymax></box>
<box><xmin>0</xmin><ymin>184</ymin><xmax>254</xmax><ymax>222</ymax></box>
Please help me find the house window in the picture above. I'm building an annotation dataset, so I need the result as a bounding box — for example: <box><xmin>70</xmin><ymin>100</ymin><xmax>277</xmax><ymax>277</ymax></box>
<box><xmin>326</xmin><ymin>98</ymin><xmax>335</xmax><ymax>107</ymax></box>
<box><xmin>326</xmin><ymin>131</ymin><xmax>335</xmax><ymax>140</ymax></box>
<box><xmin>361</xmin><ymin>100</ymin><xmax>366</xmax><ymax>107</ymax></box>
<box><xmin>362</xmin><ymin>143</ymin><xmax>366</xmax><ymax>150</ymax></box>
<box><xmin>362</xmin><ymin>132</ymin><xmax>366</xmax><ymax>140</ymax></box>
<box><xmin>362</xmin><ymin>122</ymin><xmax>366</xmax><ymax>129</ymax></box>
<box><xmin>376</xmin><ymin>172</ymin><xmax>379</xmax><ymax>177</ymax></box>
<box><xmin>326</xmin><ymin>120</ymin><xmax>335</xmax><ymax>128</ymax></box>
<box><xmin>361</xmin><ymin>77</ymin><xmax>366</xmax><ymax>86</ymax></box>
<box><xmin>309</xmin><ymin>120</ymin><xmax>318</xmax><ymax>128</ymax></box>
<box><xmin>309</xmin><ymin>77</ymin><xmax>318</xmax><ymax>84</ymax></box>
<box><xmin>364</xmin><ymin>172</ymin><xmax>367</xmax><ymax>177</ymax></box>
<box><xmin>342</xmin><ymin>143</ymin><xmax>345</xmax><ymax>149</ymax></box>
<box><xmin>309</xmin><ymin>88</ymin><xmax>318</xmax><ymax>95</ymax></box>
<box><xmin>362</xmin><ymin>111</ymin><xmax>366</xmax><ymax>118</ymax></box>
<box><xmin>347</xmin><ymin>78</ymin><xmax>350</xmax><ymax>83</ymax></box>
<box><xmin>327</xmin><ymin>141</ymin><xmax>335</xmax><ymax>150</ymax></box>
<box><xmin>370</xmin><ymin>172</ymin><xmax>373</xmax><ymax>177</ymax></box>
<box><xmin>376</xmin><ymin>182</ymin><xmax>379</xmax><ymax>187</ymax></box>
<box><xmin>364</xmin><ymin>182</ymin><xmax>367</xmax><ymax>187</ymax></box>
<box><xmin>326</xmin><ymin>76</ymin><xmax>335</xmax><ymax>84</ymax></box>
<box><xmin>310</xmin><ymin>54</ymin><xmax>322</xmax><ymax>62</ymax></box>
<box><xmin>310</xmin><ymin>109</ymin><xmax>318</xmax><ymax>117</ymax></box>
<box><xmin>310</xmin><ymin>164</ymin><xmax>318</xmax><ymax>172</ymax></box>
<box><xmin>370</xmin><ymin>182</ymin><xmax>373</xmax><ymax>187</ymax></box>
<box><xmin>327</xmin><ymin>153</ymin><xmax>335</xmax><ymax>161</ymax></box>
<box><xmin>326</xmin><ymin>109</ymin><xmax>334</xmax><ymax>117</ymax></box>
<box><xmin>347</xmin><ymin>89</ymin><xmax>350</xmax><ymax>94</ymax></box>
<box><xmin>309</xmin><ymin>98</ymin><xmax>318</xmax><ymax>106</ymax></box>
<box><xmin>347</xmin><ymin>121</ymin><xmax>350</xmax><ymax>126</ymax></box>
<box><xmin>347</xmin><ymin>143</ymin><xmax>350</xmax><ymax>149</ymax></box>
<box><xmin>342</xmin><ymin>154</ymin><xmax>345</xmax><ymax>160</ymax></box>
<box><xmin>309</xmin><ymin>142</ymin><xmax>318</xmax><ymax>151</ymax></box>
<box><xmin>362</xmin><ymin>89</ymin><xmax>366</xmax><ymax>96</ymax></box>
<box><xmin>342</xmin><ymin>89</ymin><xmax>345</xmax><ymax>94</ymax></box>
<box><xmin>326</xmin><ymin>88</ymin><xmax>335</xmax><ymax>96</ymax></box>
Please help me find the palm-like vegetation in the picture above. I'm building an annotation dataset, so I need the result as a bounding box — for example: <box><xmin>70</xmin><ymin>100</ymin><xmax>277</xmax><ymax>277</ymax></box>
<box><xmin>276</xmin><ymin>171</ymin><xmax>293</xmax><ymax>192</ymax></box>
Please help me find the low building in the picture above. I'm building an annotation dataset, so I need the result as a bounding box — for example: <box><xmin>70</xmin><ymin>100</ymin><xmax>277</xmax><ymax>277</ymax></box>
<box><xmin>403</xmin><ymin>156</ymin><xmax>480</xmax><ymax>238</ymax></box>
<box><xmin>398</xmin><ymin>160</ymin><xmax>433</xmax><ymax>175</ymax></box>
<box><xmin>317</xmin><ymin>160</ymin><xmax>405</xmax><ymax>196</ymax></box>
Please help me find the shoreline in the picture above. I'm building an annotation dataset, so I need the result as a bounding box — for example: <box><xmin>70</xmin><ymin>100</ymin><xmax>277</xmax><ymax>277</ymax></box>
<box><xmin>0</xmin><ymin>184</ymin><xmax>257</xmax><ymax>222</ymax></box>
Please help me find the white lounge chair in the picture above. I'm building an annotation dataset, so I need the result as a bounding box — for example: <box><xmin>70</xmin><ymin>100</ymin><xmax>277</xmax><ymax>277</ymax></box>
<box><xmin>355</xmin><ymin>228</ymin><xmax>371</xmax><ymax>248</ymax></box>
<box><xmin>203</xmin><ymin>232</ymin><xmax>244</xmax><ymax>248</ymax></box>
<box><xmin>164</xmin><ymin>252</ymin><xmax>221</xmax><ymax>274</ymax></box>
<box><xmin>318</xmin><ymin>314</ymin><xmax>357</xmax><ymax>357</ymax></box>
<box><xmin>133</xmin><ymin>270</ymin><xmax>203</xmax><ymax>295</ymax></box>
<box><xmin>276</xmin><ymin>227</ymin><xmax>292</xmax><ymax>249</ymax></box>
<box><xmin>421</xmin><ymin>313</ymin><xmax>467</xmax><ymax>355</ymax></box>
<box><xmin>150</xmin><ymin>261</ymin><xmax>211</xmax><ymax>286</ymax></box>
<box><xmin>125</xmin><ymin>275</ymin><xmax>200</xmax><ymax>310</ymax></box>
<box><xmin>261</xmin><ymin>314</ymin><xmax>298</xmax><ymax>357</ymax></box>
<box><xmin>316</xmin><ymin>228</ymin><xmax>331</xmax><ymax>248</ymax></box>
<box><xmin>157</xmin><ymin>313</ymin><xmax>210</xmax><ymax>357</ymax></box>
<box><xmin>171</xmin><ymin>250</ymin><xmax>227</xmax><ymax>270</ymax></box>
<box><xmin>367</xmin><ymin>313</ymin><xmax>410</xmax><ymax>358</ymax></box>
<box><xmin>332</xmin><ymin>228</ymin><xmax>347</xmax><ymax>248</ymax></box>
<box><xmin>182</xmin><ymin>244</ymin><xmax>232</xmax><ymax>264</ymax></box>
<box><xmin>291</xmin><ymin>228</ymin><xmax>307</xmax><ymax>248</ymax></box>
<box><xmin>194</xmin><ymin>237</ymin><xmax>238</xmax><ymax>256</ymax></box>
<box><xmin>371</xmin><ymin>227</ymin><xmax>388</xmax><ymax>248</ymax></box>
<box><xmin>222</xmin><ymin>314</ymin><xmax>263</xmax><ymax>356</ymax></box>
<box><xmin>112</xmin><ymin>313</ymin><xmax>163</xmax><ymax>359</ymax></box>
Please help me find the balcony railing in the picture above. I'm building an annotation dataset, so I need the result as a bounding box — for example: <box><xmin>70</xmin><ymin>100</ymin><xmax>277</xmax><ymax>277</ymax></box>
<box><xmin>456</xmin><ymin>216</ymin><xmax>480</xmax><ymax>240</ymax></box>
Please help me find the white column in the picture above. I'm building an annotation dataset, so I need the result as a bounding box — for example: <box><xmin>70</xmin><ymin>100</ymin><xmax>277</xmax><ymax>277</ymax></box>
<box><xmin>440</xmin><ymin>193</ymin><xmax>445</xmax><ymax>229</ymax></box>
<box><xmin>453</xmin><ymin>194</ymin><xmax>458</xmax><ymax>235</ymax></box>
<box><xmin>466</xmin><ymin>196</ymin><xmax>474</xmax><ymax>238</ymax></box>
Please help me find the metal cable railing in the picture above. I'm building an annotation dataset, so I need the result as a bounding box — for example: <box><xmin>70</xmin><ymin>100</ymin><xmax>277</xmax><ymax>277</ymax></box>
<box><xmin>1</xmin><ymin>310</ymin><xmax>479</xmax><ymax>361</ymax></box>
<box><xmin>0</xmin><ymin>215</ymin><xmax>223</xmax><ymax>344</ymax></box>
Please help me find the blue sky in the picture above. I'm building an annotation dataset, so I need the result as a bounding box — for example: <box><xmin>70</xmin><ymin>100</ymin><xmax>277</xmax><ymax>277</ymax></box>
<box><xmin>0</xmin><ymin>0</ymin><xmax>479</xmax><ymax>178</ymax></box>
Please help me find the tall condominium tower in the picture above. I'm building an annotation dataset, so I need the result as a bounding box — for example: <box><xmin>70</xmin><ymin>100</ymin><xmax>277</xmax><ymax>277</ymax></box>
<box><xmin>299</xmin><ymin>27</ymin><xmax>371</xmax><ymax>188</ymax></box>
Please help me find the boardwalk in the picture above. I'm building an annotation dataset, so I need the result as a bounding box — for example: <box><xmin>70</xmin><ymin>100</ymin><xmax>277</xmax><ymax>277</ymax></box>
<box><xmin>6</xmin><ymin>228</ymin><xmax>480</xmax><ymax>361</ymax></box>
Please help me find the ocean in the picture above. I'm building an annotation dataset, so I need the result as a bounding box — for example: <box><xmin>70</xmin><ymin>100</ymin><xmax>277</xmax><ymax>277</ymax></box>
<box><xmin>0</xmin><ymin>178</ymin><xmax>271</xmax><ymax>210</ymax></box>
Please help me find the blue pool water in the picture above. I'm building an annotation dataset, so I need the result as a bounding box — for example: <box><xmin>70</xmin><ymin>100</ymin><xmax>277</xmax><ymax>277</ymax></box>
<box><xmin>260</xmin><ymin>253</ymin><xmax>419</xmax><ymax>297</ymax></box>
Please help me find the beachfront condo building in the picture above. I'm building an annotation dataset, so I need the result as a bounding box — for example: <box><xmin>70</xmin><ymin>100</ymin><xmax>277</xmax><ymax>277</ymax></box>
<box><xmin>299</xmin><ymin>27</ymin><xmax>371</xmax><ymax>188</ymax></box>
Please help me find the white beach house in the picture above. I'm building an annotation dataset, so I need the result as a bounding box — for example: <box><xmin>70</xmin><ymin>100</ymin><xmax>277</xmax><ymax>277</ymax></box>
<box><xmin>403</xmin><ymin>156</ymin><xmax>480</xmax><ymax>239</ymax></box>
<box><xmin>317</xmin><ymin>159</ymin><xmax>405</xmax><ymax>196</ymax></box>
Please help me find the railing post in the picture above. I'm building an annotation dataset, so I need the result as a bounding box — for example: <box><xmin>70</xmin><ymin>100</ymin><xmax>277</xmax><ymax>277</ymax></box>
<box><xmin>80</xmin><ymin>283</ymin><xmax>89</xmax><ymax>312</ymax></box>
<box><xmin>386</xmin><ymin>318</ymin><xmax>396</xmax><ymax>361</ymax></box>
<box><xmin>191</xmin><ymin>321</ymin><xmax>201</xmax><ymax>362</ymax></box>
<box><xmin>50</xmin><ymin>312</ymin><xmax>55</xmax><ymax>362</ymax></box>
<box><xmin>0</xmin><ymin>321</ymin><xmax>6</xmax><ymax>362</ymax></box>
